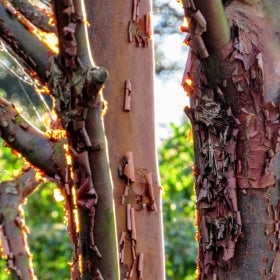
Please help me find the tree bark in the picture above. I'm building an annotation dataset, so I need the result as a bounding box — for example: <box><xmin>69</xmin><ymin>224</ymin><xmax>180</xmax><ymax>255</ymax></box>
<box><xmin>182</xmin><ymin>0</ymin><xmax>280</xmax><ymax>279</ymax></box>
<box><xmin>50</xmin><ymin>1</ymin><xmax>119</xmax><ymax>279</ymax></box>
<box><xmin>0</xmin><ymin>97</ymin><xmax>66</xmax><ymax>179</ymax></box>
<box><xmin>0</xmin><ymin>2</ymin><xmax>53</xmax><ymax>83</ymax></box>
<box><xmin>0</xmin><ymin>168</ymin><xmax>39</xmax><ymax>280</ymax></box>
<box><xmin>0</xmin><ymin>0</ymin><xmax>164</xmax><ymax>279</ymax></box>
<box><xmin>87</xmin><ymin>1</ymin><xmax>165</xmax><ymax>279</ymax></box>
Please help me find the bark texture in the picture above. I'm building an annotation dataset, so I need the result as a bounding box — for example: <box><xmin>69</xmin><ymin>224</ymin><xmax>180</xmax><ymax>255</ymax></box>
<box><xmin>0</xmin><ymin>2</ymin><xmax>54</xmax><ymax>83</ymax></box>
<box><xmin>50</xmin><ymin>1</ymin><xmax>119</xmax><ymax>279</ymax></box>
<box><xmin>182</xmin><ymin>0</ymin><xmax>280</xmax><ymax>279</ymax></box>
<box><xmin>0</xmin><ymin>97</ymin><xmax>66</xmax><ymax>179</ymax></box>
<box><xmin>0</xmin><ymin>168</ymin><xmax>39</xmax><ymax>280</ymax></box>
<box><xmin>87</xmin><ymin>1</ymin><xmax>165</xmax><ymax>279</ymax></box>
<box><xmin>0</xmin><ymin>0</ymin><xmax>164</xmax><ymax>279</ymax></box>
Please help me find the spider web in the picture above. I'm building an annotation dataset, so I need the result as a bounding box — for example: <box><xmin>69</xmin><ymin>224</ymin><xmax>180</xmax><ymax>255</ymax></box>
<box><xmin>0</xmin><ymin>39</ymin><xmax>52</xmax><ymax>130</ymax></box>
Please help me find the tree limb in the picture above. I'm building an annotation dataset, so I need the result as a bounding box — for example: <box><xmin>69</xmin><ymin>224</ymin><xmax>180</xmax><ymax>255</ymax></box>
<box><xmin>0</xmin><ymin>97</ymin><xmax>67</xmax><ymax>180</ymax></box>
<box><xmin>50</xmin><ymin>1</ymin><xmax>119</xmax><ymax>278</ymax></box>
<box><xmin>192</xmin><ymin>0</ymin><xmax>230</xmax><ymax>52</ymax></box>
<box><xmin>0</xmin><ymin>167</ymin><xmax>40</xmax><ymax>280</ymax></box>
<box><xmin>0</xmin><ymin>2</ymin><xmax>52</xmax><ymax>83</ymax></box>
<box><xmin>9</xmin><ymin>0</ymin><xmax>56</xmax><ymax>33</ymax></box>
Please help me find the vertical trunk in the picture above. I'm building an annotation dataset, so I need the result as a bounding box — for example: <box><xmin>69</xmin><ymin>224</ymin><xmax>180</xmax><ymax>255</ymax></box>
<box><xmin>182</xmin><ymin>0</ymin><xmax>280</xmax><ymax>279</ymax></box>
<box><xmin>50</xmin><ymin>1</ymin><xmax>120</xmax><ymax>279</ymax></box>
<box><xmin>87</xmin><ymin>1</ymin><xmax>165</xmax><ymax>279</ymax></box>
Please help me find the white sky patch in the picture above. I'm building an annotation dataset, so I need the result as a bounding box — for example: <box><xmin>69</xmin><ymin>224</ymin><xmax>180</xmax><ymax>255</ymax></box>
<box><xmin>155</xmin><ymin>78</ymin><xmax>188</xmax><ymax>125</ymax></box>
<box><xmin>154</xmin><ymin>77</ymin><xmax>189</xmax><ymax>143</ymax></box>
<box><xmin>159</xmin><ymin>33</ymin><xmax>187</xmax><ymax>62</ymax></box>
<box><xmin>154</xmin><ymin>30</ymin><xmax>190</xmax><ymax>143</ymax></box>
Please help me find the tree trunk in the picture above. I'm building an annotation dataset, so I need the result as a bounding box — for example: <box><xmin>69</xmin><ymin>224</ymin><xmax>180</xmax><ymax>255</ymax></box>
<box><xmin>86</xmin><ymin>1</ymin><xmax>165</xmax><ymax>279</ymax></box>
<box><xmin>182</xmin><ymin>0</ymin><xmax>280</xmax><ymax>279</ymax></box>
<box><xmin>0</xmin><ymin>0</ymin><xmax>164</xmax><ymax>279</ymax></box>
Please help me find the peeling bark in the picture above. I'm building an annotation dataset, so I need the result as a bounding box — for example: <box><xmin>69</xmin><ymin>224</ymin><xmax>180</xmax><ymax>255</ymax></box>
<box><xmin>0</xmin><ymin>0</ymin><xmax>163</xmax><ymax>279</ymax></box>
<box><xmin>0</xmin><ymin>2</ymin><xmax>51</xmax><ymax>83</ymax></box>
<box><xmin>0</xmin><ymin>167</ymin><xmax>39</xmax><ymax>280</ymax></box>
<box><xmin>50</xmin><ymin>1</ymin><xmax>119</xmax><ymax>279</ymax></box>
<box><xmin>87</xmin><ymin>0</ymin><xmax>165</xmax><ymax>278</ymax></box>
<box><xmin>181</xmin><ymin>0</ymin><xmax>280</xmax><ymax>278</ymax></box>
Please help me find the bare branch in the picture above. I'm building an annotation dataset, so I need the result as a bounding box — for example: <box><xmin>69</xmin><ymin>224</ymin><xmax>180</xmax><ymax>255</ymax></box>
<box><xmin>0</xmin><ymin>97</ymin><xmax>67</xmax><ymax>179</ymax></box>
<box><xmin>0</xmin><ymin>2</ymin><xmax>52</xmax><ymax>83</ymax></box>
<box><xmin>0</xmin><ymin>167</ymin><xmax>40</xmax><ymax>280</ymax></box>
<box><xmin>185</xmin><ymin>0</ymin><xmax>231</xmax><ymax>52</ymax></box>
<box><xmin>9</xmin><ymin>0</ymin><xmax>55</xmax><ymax>33</ymax></box>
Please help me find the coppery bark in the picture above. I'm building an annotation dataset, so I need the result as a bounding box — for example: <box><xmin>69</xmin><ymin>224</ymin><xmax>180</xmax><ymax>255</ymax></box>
<box><xmin>50</xmin><ymin>1</ymin><xmax>119</xmax><ymax>279</ymax></box>
<box><xmin>0</xmin><ymin>2</ymin><xmax>55</xmax><ymax>84</ymax></box>
<box><xmin>0</xmin><ymin>0</ymin><xmax>164</xmax><ymax>279</ymax></box>
<box><xmin>87</xmin><ymin>0</ymin><xmax>165</xmax><ymax>279</ymax></box>
<box><xmin>181</xmin><ymin>0</ymin><xmax>280</xmax><ymax>278</ymax></box>
<box><xmin>0</xmin><ymin>168</ymin><xmax>39</xmax><ymax>280</ymax></box>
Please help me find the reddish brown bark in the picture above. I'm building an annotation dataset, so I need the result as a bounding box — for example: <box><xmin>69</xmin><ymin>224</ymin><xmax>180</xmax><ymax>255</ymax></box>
<box><xmin>0</xmin><ymin>0</ymin><xmax>164</xmax><ymax>279</ymax></box>
<box><xmin>87</xmin><ymin>0</ymin><xmax>165</xmax><ymax>279</ymax></box>
<box><xmin>0</xmin><ymin>168</ymin><xmax>39</xmax><ymax>280</ymax></box>
<box><xmin>182</xmin><ymin>0</ymin><xmax>280</xmax><ymax>278</ymax></box>
<box><xmin>50</xmin><ymin>1</ymin><xmax>119</xmax><ymax>279</ymax></box>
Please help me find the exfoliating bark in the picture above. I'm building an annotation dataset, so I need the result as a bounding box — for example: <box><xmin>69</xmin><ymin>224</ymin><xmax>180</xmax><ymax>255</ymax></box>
<box><xmin>0</xmin><ymin>168</ymin><xmax>39</xmax><ymax>280</ymax></box>
<box><xmin>87</xmin><ymin>0</ymin><xmax>165</xmax><ymax>278</ymax></box>
<box><xmin>49</xmin><ymin>1</ymin><xmax>119</xmax><ymax>278</ymax></box>
<box><xmin>181</xmin><ymin>0</ymin><xmax>280</xmax><ymax>278</ymax></box>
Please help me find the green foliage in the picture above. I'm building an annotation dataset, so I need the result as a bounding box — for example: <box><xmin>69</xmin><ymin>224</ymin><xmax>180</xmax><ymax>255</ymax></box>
<box><xmin>159</xmin><ymin>121</ymin><xmax>197</xmax><ymax>280</ymax></box>
<box><xmin>24</xmin><ymin>182</ymin><xmax>71</xmax><ymax>280</ymax></box>
<box><xmin>0</xmin><ymin>141</ymin><xmax>23</xmax><ymax>182</ymax></box>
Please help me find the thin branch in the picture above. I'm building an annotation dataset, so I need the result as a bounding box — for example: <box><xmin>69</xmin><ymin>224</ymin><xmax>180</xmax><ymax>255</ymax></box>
<box><xmin>0</xmin><ymin>2</ymin><xmax>52</xmax><ymax>83</ymax></box>
<box><xmin>9</xmin><ymin>0</ymin><xmax>56</xmax><ymax>33</ymax></box>
<box><xmin>185</xmin><ymin>0</ymin><xmax>230</xmax><ymax>53</ymax></box>
<box><xmin>195</xmin><ymin>0</ymin><xmax>230</xmax><ymax>51</ymax></box>
<box><xmin>0</xmin><ymin>167</ymin><xmax>40</xmax><ymax>280</ymax></box>
<box><xmin>0</xmin><ymin>97</ymin><xmax>67</xmax><ymax>179</ymax></box>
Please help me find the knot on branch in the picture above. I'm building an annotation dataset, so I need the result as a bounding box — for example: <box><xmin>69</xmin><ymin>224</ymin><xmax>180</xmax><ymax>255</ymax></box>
<box><xmin>48</xmin><ymin>57</ymin><xmax>108</xmax><ymax>128</ymax></box>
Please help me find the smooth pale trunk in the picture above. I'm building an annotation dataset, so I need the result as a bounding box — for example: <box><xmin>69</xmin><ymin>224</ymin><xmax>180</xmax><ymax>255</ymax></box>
<box><xmin>86</xmin><ymin>1</ymin><xmax>165</xmax><ymax>279</ymax></box>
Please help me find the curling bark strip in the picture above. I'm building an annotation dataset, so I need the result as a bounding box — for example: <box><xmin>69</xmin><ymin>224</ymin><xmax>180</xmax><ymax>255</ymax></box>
<box><xmin>50</xmin><ymin>0</ymin><xmax>119</xmax><ymax>278</ymax></box>
<box><xmin>181</xmin><ymin>0</ymin><xmax>280</xmax><ymax>278</ymax></box>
